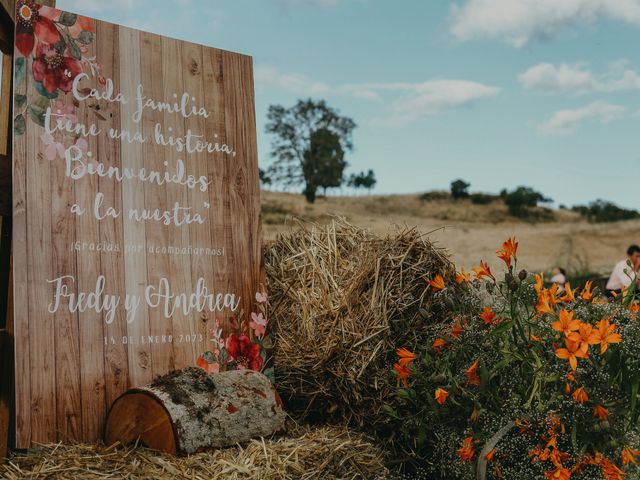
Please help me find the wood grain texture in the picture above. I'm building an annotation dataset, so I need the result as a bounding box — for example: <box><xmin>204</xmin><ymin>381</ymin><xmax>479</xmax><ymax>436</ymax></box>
<box><xmin>12</xmin><ymin>3</ymin><xmax>263</xmax><ymax>446</ymax></box>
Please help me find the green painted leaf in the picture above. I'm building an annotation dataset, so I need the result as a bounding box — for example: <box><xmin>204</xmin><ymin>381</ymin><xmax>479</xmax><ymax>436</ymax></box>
<box><xmin>35</xmin><ymin>82</ymin><xmax>58</xmax><ymax>99</ymax></box>
<box><xmin>58</xmin><ymin>12</ymin><xmax>77</xmax><ymax>26</ymax></box>
<box><xmin>13</xmin><ymin>115</ymin><xmax>25</xmax><ymax>136</ymax></box>
<box><xmin>14</xmin><ymin>94</ymin><xmax>27</xmax><ymax>110</ymax></box>
<box><xmin>77</xmin><ymin>31</ymin><xmax>94</xmax><ymax>45</ymax></box>
<box><xmin>262</xmin><ymin>367</ymin><xmax>275</xmax><ymax>383</ymax></box>
<box><xmin>14</xmin><ymin>57</ymin><xmax>25</xmax><ymax>86</ymax></box>
<box><xmin>28</xmin><ymin>105</ymin><xmax>46</xmax><ymax>127</ymax></box>
<box><xmin>69</xmin><ymin>41</ymin><xmax>82</xmax><ymax>60</ymax></box>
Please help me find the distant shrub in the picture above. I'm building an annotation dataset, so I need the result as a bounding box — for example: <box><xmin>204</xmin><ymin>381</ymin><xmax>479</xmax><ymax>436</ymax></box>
<box><xmin>571</xmin><ymin>200</ymin><xmax>640</xmax><ymax>223</ymax></box>
<box><xmin>420</xmin><ymin>191</ymin><xmax>451</xmax><ymax>202</ymax></box>
<box><xmin>469</xmin><ymin>193</ymin><xmax>496</xmax><ymax>205</ymax></box>
<box><xmin>450</xmin><ymin>179</ymin><xmax>470</xmax><ymax>199</ymax></box>
<box><xmin>503</xmin><ymin>186</ymin><xmax>552</xmax><ymax>219</ymax></box>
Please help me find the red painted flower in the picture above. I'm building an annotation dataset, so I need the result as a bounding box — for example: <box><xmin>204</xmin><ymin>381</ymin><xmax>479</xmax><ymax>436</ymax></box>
<box><xmin>226</xmin><ymin>334</ymin><xmax>263</xmax><ymax>371</ymax></box>
<box><xmin>15</xmin><ymin>1</ymin><xmax>61</xmax><ymax>57</ymax></box>
<box><xmin>32</xmin><ymin>43</ymin><xmax>82</xmax><ymax>93</ymax></box>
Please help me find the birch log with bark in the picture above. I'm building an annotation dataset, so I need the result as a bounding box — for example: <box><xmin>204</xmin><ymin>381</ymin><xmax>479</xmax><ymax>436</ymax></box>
<box><xmin>104</xmin><ymin>367</ymin><xmax>286</xmax><ymax>454</ymax></box>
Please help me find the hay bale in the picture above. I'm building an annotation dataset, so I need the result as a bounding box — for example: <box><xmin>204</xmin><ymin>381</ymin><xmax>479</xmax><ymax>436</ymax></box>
<box><xmin>265</xmin><ymin>218</ymin><xmax>453</xmax><ymax>429</ymax></box>
<box><xmin>2</xmin><ymin>424</ymin><xmax>387</xmax><ymax>479</ymax></box>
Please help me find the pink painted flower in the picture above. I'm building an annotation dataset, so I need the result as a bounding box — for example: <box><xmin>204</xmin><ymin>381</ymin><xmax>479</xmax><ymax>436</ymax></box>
<box><xmin>255</xmin><ymin>292</ymin><xmax>268</xmax><ymax>304</ymax></box>
<box><xmin>249</xmin><ymin>312</ymin><xmax>267</xmax><ymax>338</ymax></box>
<box><xmin>40</xmin><ymin>133</ymin><xmax>65</xmax><ymax>161</ymax></box>
<box><xmin>51</xmin><ymin>99</ymin><xmax>77</xmax><ymax>125</ymax></box>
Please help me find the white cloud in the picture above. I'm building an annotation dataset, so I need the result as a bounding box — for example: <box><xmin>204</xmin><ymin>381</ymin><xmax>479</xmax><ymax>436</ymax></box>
<box><xmin>519</xmin><ymin>60</ymin><xmax>640</xmax><ymax>93</ymax></box>
<box><xmin>450</xmin><ymin>0</ymin><xmax>640</xmax><ymax>47</ymax></box>
<box><xmin>539</xmin><ymin>101</ymin><xmax>626</xmax><ymax>134</ymax></box>
<box><xmin>372</xmin><ymin>80</ymin><xmax>499</xmax><ymax>127</ymax></box>
<box><xmin>255</xmin><ymin>65</ymin><xmax>499</xmax><ymax>127</ymax></box>
<box><xmin>254</xmin><ymin>65</ymin><xmax>332</xmax><ymax>96</ymax></box>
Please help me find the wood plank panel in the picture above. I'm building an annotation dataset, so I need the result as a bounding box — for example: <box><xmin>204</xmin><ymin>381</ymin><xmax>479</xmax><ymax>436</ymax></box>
<box><xmin>13</xmin><ymin>4</ymin><xmax>263</xmax><ymax>446</ymax></box>
<box><xmin>96</xmin><ymin>20</ymin><xmax>129</xmax><ymax>415</ymax></box>
<box><xmin>181</xmin><ymin>41</ymin><xmax>211</xmax><ymax>362</ymax></box>
<box><xmin>11</xmin><ymin>31</ymin><xmax>29</xmax><ymax>448</ymax></box>
<box><xmin>24</xmin><ymin>46</ymin><xmax>55</xmax><ymax>443</ymax></box>
<box><xmin>161</xmin><ymin>36</ymin><xmax>195</xmax><ymax>369</ymax></box>
<box><xmin>118</xmin><ymin>27</ymin><xmax>153</xmax><ymax>388</ymax></box>
<box><xmin>140</xmin><ymin>31</ymin><xmax>174</xmax><ymax>376</ymax></box>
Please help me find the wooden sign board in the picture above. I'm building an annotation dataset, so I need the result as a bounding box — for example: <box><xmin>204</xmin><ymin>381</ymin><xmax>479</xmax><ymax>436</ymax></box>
<box><xmin>12</xmin><ymin>1</ymin><xmax>268</xmax><ymax>446</ymax></box>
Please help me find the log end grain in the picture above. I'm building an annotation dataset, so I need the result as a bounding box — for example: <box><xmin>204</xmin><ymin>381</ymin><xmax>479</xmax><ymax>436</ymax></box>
<box><xmin>105</xmin><ymin>392</ymin><xmax>177</xmax><ymax>454</ymax></box>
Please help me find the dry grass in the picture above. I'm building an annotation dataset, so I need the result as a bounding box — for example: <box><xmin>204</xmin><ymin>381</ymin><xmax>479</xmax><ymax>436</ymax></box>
<box><xmin>2</xmin><ymin>424</ymin><xmax>387</xmax><ymax>479</ymax></box>
<box><xmin>266</xmin><ymin>218</ymin><xmax>453</xmax><ymax>430</ymax></box>
<box><xmin>261</xmin><ymin>191</ymin><xmax>640</xmax><ymax>275</ymax></box>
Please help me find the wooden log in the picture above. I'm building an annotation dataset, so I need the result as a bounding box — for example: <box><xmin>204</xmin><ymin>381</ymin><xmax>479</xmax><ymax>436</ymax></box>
<box><xmin>105</xmin><ymin>368</ymin><xmax>286</xmax><ymax>454</ymax></box>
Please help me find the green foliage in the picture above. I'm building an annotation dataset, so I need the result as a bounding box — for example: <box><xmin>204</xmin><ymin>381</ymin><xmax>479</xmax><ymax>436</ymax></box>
<box><xmin>265</xmin><ymin>99</ymin><xmax>356</xmax><ymax>203</ymax></box>
<box><xmin>503</xmin><ymin>186</ymin><xmax>552</xmax><ymax>218</ymax></box>
<box><xmin>384</xmin><ymin>246</ymin><xmax>640</xmax><ymax>479</ymax></box>
<box><xmin>420</xmin><ymin>191</ymin><xmax>451</xmax><ymax>202</ymax></box>
<box><xmin>451</xmin><ymin>179</ymin><xmax>471</xmax><ymax>199</ymax></box>
<box><xmin>259</xmin><ymin>168</ymin><xmax>272</xmax><ymax>187</ymax></box>
<box><xmin>302</xmin><ymin>128</ymin><xmax>347</xmax><ymax>202</ymax></box>
<box><xmin>572</xmin><ymin>200</ymin><xmax>640</xmax><ymax>223</ymax></box>
<box><xmin>469</xmin><ymin>193</ymin><xmax>497</xmax><ymax>205</ymax></box>
<box><xmin>348</xmin><ymin>169</ymin><xmax>377</xmax><ymax>193</ymax></box>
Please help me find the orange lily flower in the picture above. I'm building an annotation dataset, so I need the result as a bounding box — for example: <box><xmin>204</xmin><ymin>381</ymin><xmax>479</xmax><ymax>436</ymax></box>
<box><xmin>552</xmin><ymin>309</ymin><xmax>581</xmax><ymax>337</ymax></box>
<box><xmin>594</xmin><ymin>404</ymin><xmax>609</xmax><ymax>421</ymax></box>
<box><xmin>572</xmin><ymin>386</ymin><xmax>588</xmax><ymax>404</ymax></box>
<box><xmin>479</xmin><ymin>306</ymin><xmax>497</xmax><ymax>325</ymax></box>
<box><xmin>396</xmin><ymin>347</ymin><xmax>417</xmax><ymax>366</ymax></box>
<box><xmin>455</xmin><ymin>267</ymin><xmax>471</xmax><ymax>284</ymax></box>
<box><xmin>484</xmin><ymin>449</ymin><xmax>497</xmax><ymax>461</ymax></box>
<box><xmin>457</xmin><ymin>436</ymin><xmax>476</xmax><ymax>462</ymax></box>
<box><xmin>530</xmin><ymin>334</ymin><xmax>541</xmax><ymax>342</ymax></box>
<box><xmin>470</xmin><ymin>408</ymin><xmax>479</xmax><ymax>423</ymax></box>
<box><xmin>473</xmin><ymin>260</ymin><xmax>494</xmax><ymax>280</ymax></box>
<box><xmin>567</xmin><ymin>322</ymin><xmax>593</xmax><ymax>354</ymax></box>
<box><xmin>622</xmin><ymin>446</ymin><xmax>640</xmax><ymax>465</ymax></box>
<box><xmin>466</xmin><ymin>358</ymin><xmax>481</xmax><ymax>386</ymax></box>
<box><xmin>428</xmin><ymin>274</ymin><xmax>446</xmax><ymax>291</ymax></box>
<box><xmin>536</xmin><ymin>289</ymin><xmax>556</xmax><ymax>314</ymax></box>
<box><xmin>597</xmin><ymin>455</ymin><xmax>625</xmax><ymax>480</ymax></box>
<box><xmin>393</xmin><ymin>362</ymin><xmax>411</xmax><ymax>388</ymax></box>
<box><xmin>580</xmin><ymin>280</ymin><xmax>594</xmax><ymax>301</ymax></box>
<box><xmin>434</xmin><ymin>388</ymin><xmax>449</xmax><ymax>405</ymax></box>
<box><xmin>588</xmin><ymin>319</ymin><xmax>622</xmax><ymax>354</ymax></box>
<box><xmin>555</xmin><ymin>339</ymin><xmax>588</xmax><ymax>371</ymax></box>
<box><xmin>544</xmin><ymin>467</ymin><xmax>571</xmax><ymax>480</ymax></box>
<box><xmin>496</xmin><ymin>236</ymin><xmax>518</xmax><ymax>268</ymax></box>
<box><xmin>432</xmin><ymin>338</ymin><xmax>447</xmax><ymax>350</ymax></box>
<box><xmin>534</xmin><ymin>273</ymin><xmax>544</xmax><ymax>295</ymax></box>
<box><xmin>451</xmin><ymin>319</ymin><xmax>464</xmax><ymax>339</ymax></box>
<box><xmin>560</xmin><ymin>283</ymin><xmax>575</xmax><ymax>303</ymax></box>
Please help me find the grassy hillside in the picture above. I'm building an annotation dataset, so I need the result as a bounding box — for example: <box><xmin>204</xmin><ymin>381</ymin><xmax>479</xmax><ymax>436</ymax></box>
<box><xmin>261</xmin><ymin>190</ymin><xmax>640</xmax><ymax>276</ymax></box>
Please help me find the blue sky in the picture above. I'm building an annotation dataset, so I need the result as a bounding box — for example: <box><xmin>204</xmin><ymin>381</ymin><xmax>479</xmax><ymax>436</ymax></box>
<box><xmin>55</xmin><ymin>0</ymin><xmax>640</xmax><ymax>208</ymax></box>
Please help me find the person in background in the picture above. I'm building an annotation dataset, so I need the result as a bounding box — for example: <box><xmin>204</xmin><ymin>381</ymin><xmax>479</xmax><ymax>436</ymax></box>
<box><xmin>605</xmin><ymin>245</ymin><xmax>640</xmax><ymax>296</ymax></box>
<box><xmin>550</xmin><ymin>267</ymin><xmax>566</xmax><ymax>292</ymax></box>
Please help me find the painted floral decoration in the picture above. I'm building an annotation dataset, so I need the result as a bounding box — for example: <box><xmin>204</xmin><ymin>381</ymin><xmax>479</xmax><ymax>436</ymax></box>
<box><xmin>13</xmin><ymin>1</ymin><xmax>100</xmax><ymax>138</ymax></box>
<box><xmin>196</xmin><ymin>290</ymin><xmax>274</xmax><ymax>382</ymax></box>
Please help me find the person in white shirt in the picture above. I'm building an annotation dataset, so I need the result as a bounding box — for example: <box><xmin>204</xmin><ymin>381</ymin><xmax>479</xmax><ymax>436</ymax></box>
<box><xmin>605</xmin><ymin>245</ymin><xmax>640</xmax><ymax>295</ymax></box>
<box><xmin>550</xmin><ymin>267</ymin><xmax>566</xmax><ymax>292</ymax></box>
